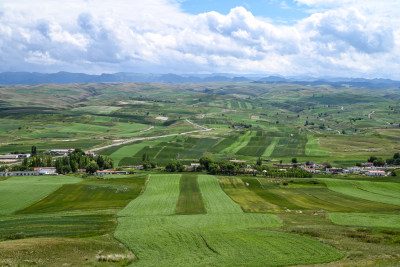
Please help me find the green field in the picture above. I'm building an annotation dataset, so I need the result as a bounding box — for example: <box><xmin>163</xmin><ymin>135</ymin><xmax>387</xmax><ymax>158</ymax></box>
<box><xmin>1</xmin><ymin>82</ymin><xmax>400</xmax><ymax>265</ymax></box>
<box><xmin>322</xmin><ymin>179</ymin><xmax>400</xmax><ymax>206</ymax></box>
<box><xmin>175</xmin><ymin>174</ymin><xmax>206</xmax><ymax>215</ymax></box>
<box><xmin>0</xmin><ymin>176</ymin><xmax>82</xmax><ymax>215</ymax></box>
<box><xmin>18</xmin><ymin>176</ymin><xmax>146</xmax><ymax>214</ymax></box>
<box><xmin>329</xmin><ymin>213</ymin><xmax>400</xmax><ymax>230</ymax></box>
<box><xmin>115</xmin><ymin>174</ymin><xmax>342</xmax><ymax>266</ymax></box>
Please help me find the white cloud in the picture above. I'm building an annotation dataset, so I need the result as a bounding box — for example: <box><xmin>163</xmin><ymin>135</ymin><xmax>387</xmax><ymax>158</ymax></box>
<box><xmin>0</xmin><ymin>0</ymin><xmax>399</xmax><ymax>78</ymax></box>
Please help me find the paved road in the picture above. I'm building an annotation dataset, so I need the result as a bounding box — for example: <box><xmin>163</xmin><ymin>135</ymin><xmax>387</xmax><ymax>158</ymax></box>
<box><xmin>88</xmin><ymin>120</ymin><xmax>213</xmax><ymax>153</ymax></box>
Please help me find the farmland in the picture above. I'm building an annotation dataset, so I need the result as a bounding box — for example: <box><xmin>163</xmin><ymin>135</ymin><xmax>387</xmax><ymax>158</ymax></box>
<box><xmin>0</xmin><ymin>81</ymin><xmax>400</xmax><ymax>265</ymax></box>
<box><xmin>0</xmin><ymin>176</ymin><xmax>82</xmax><ymax>215</ymax></box>
<box><xmin>115</xmin><ymin>174</ymin><xmax>342</xmax><ymax>266</ymax></box>
<box><xmin>1</xmin><ymin>82</ymin><xmax>400</xmax><ymax>165</ymax></box>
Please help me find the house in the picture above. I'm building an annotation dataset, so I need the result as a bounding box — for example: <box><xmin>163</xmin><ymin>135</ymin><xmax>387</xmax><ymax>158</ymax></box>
<box><xmin>0</xmin><ymin>154</ymin><xmax>19</xmax><ymax>160</ymax></box>
<box><xmin>274</xmin><ymin>164</ymin><xmax>294</xmax><ymax>169</ymax></box>
<box><xmin>362</xmin><ymin>162</ymin><xmax>374</xmax><ymax>167</ymax></box>
<box><xmin>18</xmin><ymin>154</ymin><xmax>31</xmax><ymax>159</ymax></box>
<box><xmin>326</xmin><ymin>167</ymin><xmax>343</xmax><ymax>174</ymax></box>
<box><xmin>303</xmin><ymin>168</ymin><xmax>321</xmax><ymax>174</ymax></box>
<box><xmin>134</xmin><ymin>165</ymin><xmax>144</xmax><ymax>170</ymax></box>
<box><xmin>185</xmin><ymin>163</ymin><xmax>201</xmax><ymax>171</ymax></box>
<box><xmin>94</xmin><ymin>170</ymin><xmax>128</xmax><ymax>175</ymax></box>
<box><xmin>85</xmin><ymin>152</ymin><xmax>96</xmax><ymax>157</ymax></box>
<box><xmin>47</xmin><ymin>149</ymin><xmax>74</xmax><ymax>155</ymax></box>
<box><xmin>0</xmin><ymin>171</ymin><xmax>40</xmax><ymax>177</ymax></box>
<box><xmin>366</xmin><ymin>170</ymin><xmax>386</xmax><ymax>176</ymax></box>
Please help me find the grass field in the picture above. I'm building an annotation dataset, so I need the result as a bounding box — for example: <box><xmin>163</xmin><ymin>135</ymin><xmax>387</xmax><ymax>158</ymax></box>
<box><xmin>329</xmin><ymin>213</ymin><xmax>400</xmax><ymax>230</ymax></box>
<box><xmin>115</xmin><ymin>174</ymin><xmax>342</xmax><ymax>266</ymax></box>
<box><xmin>175</xmin><ymin>174</ymin><xmax>206</xmax><ymax>215</ymax></box>
<box><xmin>18</xmin><ymin>176</ymin><xmax>146</xmax><ymax>214</ymax></box>
<box><xmin>0</xmin><ymin>176</ymin><xmax>82</xmax><ymax>215</ymax></box>
<box><xmin>322</xmin><ymin>179</ymin><xmax>400</xmax><ymax>206</ymax></box>
<box><xmin>219</xmin><ymin>177</ymin><xmax>279</xmax><ymax>212</ymax></box>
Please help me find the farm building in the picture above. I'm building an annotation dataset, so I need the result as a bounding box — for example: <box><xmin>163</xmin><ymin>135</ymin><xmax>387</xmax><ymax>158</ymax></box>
<box><xmin>0</xmin><ymin>154</ymin><xmax>19</xmax><ymax>160</ymax></box>
<box><xmin>0</xmin><ymin>171</ymin><xmax>40</xmax><ymax>177</ymax></box>
<box><xmin>365</xmin><ymin>170</ymin><xmax>386</xmax><ymax>176</ymax></box>
<box><xmin>46</xmin><ymin>149</ymin><xmax>74</xmax><ymax>155</ymax></box>
<box><xmin>326</xmin><ymin>167</ymin><xmax>343</xmax><ymax>174</ymax></box>
<box><xmin>34</xmin><ymin>167</ymin><xmax>57</xmax><ymax>175</ymax></box>
<box><xmin>303</xmin><ymin>168</ymin><xmax>321</xmax><ymax>174</ymax></box>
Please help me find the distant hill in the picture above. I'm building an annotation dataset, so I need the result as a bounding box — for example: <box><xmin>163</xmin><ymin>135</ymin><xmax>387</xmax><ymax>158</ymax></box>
<box><xmin>0</xmin><ymin>72</ymin><xmax>399</xmax><ymax>89</ymax></box>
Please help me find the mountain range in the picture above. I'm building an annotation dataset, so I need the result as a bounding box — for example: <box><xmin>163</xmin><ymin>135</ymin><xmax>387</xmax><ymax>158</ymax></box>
<box><xmin>0</xmin><ymin>72</ymin><xmax>399</xmax><ymax>89</ymax></box>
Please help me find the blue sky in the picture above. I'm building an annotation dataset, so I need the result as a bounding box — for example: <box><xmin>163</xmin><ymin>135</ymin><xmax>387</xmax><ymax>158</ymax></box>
<box><xmin>0</xmin><ymin>0</ymin><xmax>399</xmax><ymax>78</ymax></box>
<box><xmin>181</xmin><ymin>0</ymin><xmax>308</xmax><ymax>23</ymax></box>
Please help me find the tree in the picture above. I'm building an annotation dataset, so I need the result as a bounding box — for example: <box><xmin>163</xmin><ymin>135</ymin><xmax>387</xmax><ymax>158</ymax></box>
<box><xmin>86</xmin><ymin>161</ymin><xmax>99</xmax><ymax>174</ymax></box>
<box><xmin>165</xmin><ymin>162</ymin><xmax>177</xmax><ymax>172</ymax></box>
<box><xmin>368</xmin><ymin>156</ymin><xmax>378</xmax><ymax>163</ymax></box>
<box><xmin>256</xmin><ymin>157</ymin><xmax>262</xmax><ymax>166</ymax></box>
<box><xmin>394</xmin><ymin>153</ymin><xmax>400</xmax><ymax>159</ymax></box>
<box><xmin>373</xmin><ymin>159</ymin><xmax>385</xmax><ymax>167</ymax></box>
<box><xmin>292</xmin><ymin>158</ymin><xmax>298</xmax><ymax>164</ymax></box>
<box><xmin>199</xmin><ymin>156</ymin><xmax>212</xmax><ymax>170</ymax></box>
<box><xmin>31</xmin><ymin>145</ymin><xmax>37</xmax><ymax>156</ymax></box>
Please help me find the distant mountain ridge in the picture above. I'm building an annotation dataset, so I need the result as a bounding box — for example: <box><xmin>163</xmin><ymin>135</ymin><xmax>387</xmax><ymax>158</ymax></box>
<box><xmin>0</xmin><ymin>72</ymin><xmax>399</xmax><ymax>89</ymax></box>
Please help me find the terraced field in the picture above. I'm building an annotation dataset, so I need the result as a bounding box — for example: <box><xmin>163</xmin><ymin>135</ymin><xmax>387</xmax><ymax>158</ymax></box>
<box><xmin>270</xmin><ymin>134</ymin><xmax>308</xmax><ymax>157</ymax></box>
<box><xmin>115</xmin><ymin>174</ymin><xmax>342</xmax><ymax>266</ymax></box>
<box><xmin>236</xmin><ymin>131</ymin><xmax>271</xmax><ymax>156</ymax></box>
<box><xmin>0</xmin><ymin>176</ymin><xmax>82</xmax><ymax>215</ymax></box>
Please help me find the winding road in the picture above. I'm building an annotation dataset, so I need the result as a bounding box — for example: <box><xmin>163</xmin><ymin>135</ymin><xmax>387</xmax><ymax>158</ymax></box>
<box><xmin>88</xmin><ymin>119</ymin><xmax>213</xmax><ymax>153</ymax></box>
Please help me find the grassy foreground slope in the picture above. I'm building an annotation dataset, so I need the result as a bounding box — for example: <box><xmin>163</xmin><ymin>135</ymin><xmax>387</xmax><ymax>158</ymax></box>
<box><xmin>115</xmin><ymin>174</ymin><xmax>342</xmax><ymax>266</ymax></box>
<box><xmin>322</xmin><ymin>179</ymin><xmax>400</xmax><ymax>206</ymax></box>
<box><xmin>0</xmin><ymin>176</ymin><xmax>82</xmax><ymax>215</ymax></box>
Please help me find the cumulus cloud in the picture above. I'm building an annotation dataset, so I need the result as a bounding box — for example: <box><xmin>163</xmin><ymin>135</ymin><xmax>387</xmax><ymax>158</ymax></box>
<box><xmin>0</xmin><ymin>0</ymin><xmax>399</xmax><ymax>78</ymax></box>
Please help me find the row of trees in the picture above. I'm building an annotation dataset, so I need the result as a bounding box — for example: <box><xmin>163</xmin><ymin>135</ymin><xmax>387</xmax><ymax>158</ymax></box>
<box><xmin>361</xmin><ymin>153</ymin><xmax>400</xmax><ymax>167</ymax></box>
<box><xmin>165</xmin><ymin>156</ymin><xmax>312</xmax><ymax>178</ymax></box>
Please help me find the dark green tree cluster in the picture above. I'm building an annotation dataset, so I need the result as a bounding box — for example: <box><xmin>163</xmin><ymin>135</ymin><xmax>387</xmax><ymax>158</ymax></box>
<box><xmin>22</xmin><ymin>155</ymin><xmax>53</xmax><ymax>168</ymax></box>
<box><xmin>55</xmin><ymin>149</ymin><xmax>113</xmax><ymax>174</ymax></box>
<box><xmin>141</xmin><ymin>153</ymin><xmax>156</xmax><ymax>170</ymax></box>
<box><xmin>165</xmin><ymin>161</ymin><xmax>185</xmax><ymax>172</ymax></box>
<box><xmin>368</xmin><ymin>156</ymin><xmax>386</xmax><ymax>167</ymax></box>
<box><xmin>199</xmin><ymin>156</ymin><xmax>243</xmax><ymax>175</ymax></box>
<box><xmin>386</xmin><ymin>153</ymin><xmax>400</xmax><ymax>166</ymax></box>
<box><xmin>263</xmin><ymin>168</ymin><xmax>312</xmax><ymax>178</ymax></box>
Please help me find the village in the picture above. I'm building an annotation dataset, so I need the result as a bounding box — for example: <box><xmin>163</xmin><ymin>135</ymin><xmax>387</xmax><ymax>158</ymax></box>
<box><xmin>1</xmin><ymin>148</ymin><xmax>399</xmax><ymax>178</ymax></box>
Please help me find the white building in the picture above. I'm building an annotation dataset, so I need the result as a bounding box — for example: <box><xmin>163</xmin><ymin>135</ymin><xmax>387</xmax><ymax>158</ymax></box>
<box><xmin>365</xmin><ymin>170</ymin><xmax>386</xmax><ymax>176</ymax></box>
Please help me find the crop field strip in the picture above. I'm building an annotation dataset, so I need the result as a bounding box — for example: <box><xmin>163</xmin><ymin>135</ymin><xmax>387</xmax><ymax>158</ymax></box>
<box><xmin>236</xmin><ymin>131</ymin><xmax>271</xmax><ymax>156</ymax></box>
<box><xmin>175</xmin><ymin>174</ymin><xmax>206</xmax><ymax>215</ymax></box>
<box><xmin>208</xmin><ymin>134</ymin><xmax>240</xmax><ymax>153</ymax></box>
<box><xmin>222</xmin><ymin>130</ymin><xmax>254</xmax><ymax>154</ymax></box>
<box><xmin>322</xmin><ymin>179</ymin><xmax>400</xmax><ymax>206</ymax></box>
<box><xmin>0</xmin><ymin>176</ymin><xmax>82</xmax><ymax>215</ymax></box>
<box><xmin>18</xmin><ymin>176</ymin><xmax>146</xmax><ymax>214</ymax></box>
<box><xmin>240</xmin><ymin>178</ymin><xmax>400</xmax><ymax>213</ymax></box>
<box><xmin>115</xmin><ymin>174</ymin><xmax>342</xmax><ymax>266</ymax></box>
<box><xmin>270</xmin><ymin>133</ymin><xmax>308</xmax><ymax>157</ymax></box>
<box><xmin>262</xmin><ymin>136</ymin><xmax>280</xmax><ymax>157</ymax></box>
<box><xmin>0</xmin><ymin>214</ymin><xmax>115</xmax><ymax>240</ymax></box>
<box><xmin>329</xmin><ymin>213</ymin><xmax>400</xmax><ymax>230</ymax></box>
<box><xmin>218</xmin><ymin>178</ymin><xmax>279</xmax><ymax>212</ymax></box>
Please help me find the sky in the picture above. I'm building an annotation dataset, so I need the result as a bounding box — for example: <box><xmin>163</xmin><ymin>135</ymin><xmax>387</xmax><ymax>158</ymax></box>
<box><xmin>0</xmin><ymin>0</ymin><xmax>399</xmax><ymax>78</ymax></box>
